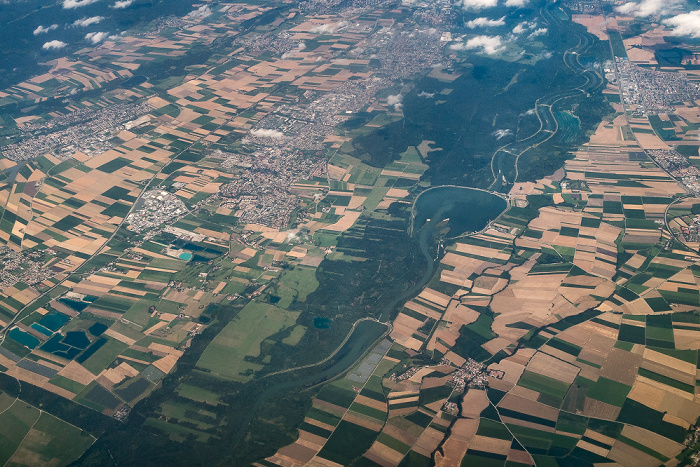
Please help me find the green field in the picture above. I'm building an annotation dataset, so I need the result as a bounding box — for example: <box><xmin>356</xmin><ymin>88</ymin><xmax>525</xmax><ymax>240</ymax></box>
<box><xmin>461</xmin><ymin>451</ymin><xmax>506</xmax><ymax>467</ymax></box>
<box><xmin>0</xmin><ymin>402</ymin><xmax>40</xmax><ymax>465</ymax></box>
<box><xmin>81</xmin><ymin>337</ymin><xmax>129</xmax><ymax>375</ymax></box>
<box><xmin>159</xmin><ymin>401</ymin><xmax>216</xmax><ymax>430</ymax></box>
<box><xmin>556</xmin><ymin>412</ymin><xmax>588</xmax><ymax>435</ymax></box>
<box><xmin>0</xmin><ymin>390</ymin><xmax>16</xmax><ymax>413</ymax></box>
<box><xmin>586</xmin><ymin>377</ymin><xmax>631</xmax><ymax>406</ymax></box>
<box><xmin>316</xmin><ymin>384</ymin><xmax>357</xmax><ymax>409</ymax></box>
<box><xmin>48</xmin><ymin>374</ymin><xmax>86</xmax><ymax>394</ymax></box>
<box><xmin>4</xmin><ymin>412</ymin><xmax>94</xmax><ymax>465</ymax></box>
<box><xmin>376</xmin><ymin>432</ymin><xmax>411</xmax><ymax>454</ymax></box>
<box><xmin>274</xmin><ymin>266</ymin><xmax>320</xmax><ymax>308</ymax></box>
<box><xmin>638</xmin><ymin>368</ymin><xmax>694</xmax><ymax>393</ymax></box>
<box><xmin>317</xmin><ymin>420</ymin><xmax>379</xmax><ymax>465</ymax></box>
<box><xmin>349</xmin><ymin>402</ymin><xmax>386</xmax><ymax>421</ymax></box>
<box><xmin>196</xmin><ymin>301</ymin><xmax>300</xmax><ymax>381</ymax></box>
<box><xmin>282</xmin><ymin>325</ymin><xmax>307</xmax><ymax>346</ymax></box>
<box><xmin>476</xmin><ymin>419</ymin><xmax>513</xmax><ymax>440</ymax></box>
<box><xmin>145</xmin><ymin>418</ymin><xmax>211</xmax><ymax>443</ymax></box>
<box><xmin>307</xmin><ymin>407</ymin><xmax>342</xmax><ymax>427</ymax></box>
<box><xmin>517</xmin><ymin>370</ymin><xmax>571</xmax><ymax>406</ymax></box>
<box><xmin>175</xmin><ymin>384</ymin><xmax>221</xmax><ymax>405</ymax></box>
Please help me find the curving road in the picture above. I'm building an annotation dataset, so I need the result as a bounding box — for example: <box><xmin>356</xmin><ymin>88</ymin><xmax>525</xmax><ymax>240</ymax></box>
<box><xmin>488</xmin><ymin>4</ymin><xmax>605</xmax><ymax>191</ymax></box>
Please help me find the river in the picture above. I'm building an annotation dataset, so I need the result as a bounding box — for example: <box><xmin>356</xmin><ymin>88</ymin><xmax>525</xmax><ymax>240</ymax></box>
<box><xmin>231</xmin><ymin>185</ymin><xmax>508</xmax><ymax>451</ymax></box>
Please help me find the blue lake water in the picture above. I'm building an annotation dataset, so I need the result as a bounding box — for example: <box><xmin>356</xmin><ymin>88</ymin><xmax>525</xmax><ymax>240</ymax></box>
<box><xmin>41</xmin><ymin>334</ymin><xmax>71</xmax><ymax>354</ymax></box>
<box><xmin>413</xmin><ymin>186</ymin><xmax>508</xmax><ymax>238</ymax></box>
<box><xmin>30</xmin><ymin>323</ymin><xmax>53</xmax><ymax>336</ymax></box>
<box><xmin>62</xmin><ymin>331</ymin><xmax>90</xmax><ymax>349</ymax></box>
<box><xmin>313</xmin><ymin>317</ymin><xmax>331</xmax><ymax>329</ymax></box>
<box><xmin>89</xmin><ymin>323</ymin><xmax>108</xmax><ymax>336</ymax></box>
<box><xmin>58</xmin><ymin>298</ymin><xmax>90</xmax><ymax>312</ymax></box>
<box><xmin>77</xmin><ymin>338</ymin><xmax>107</xmax><ymax>364</ymax></box>
<box><xmin>38</xmin><ymin>311</ymin><xmax>70</xmax><ymax>332</ymax></box>
<box><xmin>9</xmin><ymin>328</ymin><xmax>39</xmax><ymax>349</ymax></box>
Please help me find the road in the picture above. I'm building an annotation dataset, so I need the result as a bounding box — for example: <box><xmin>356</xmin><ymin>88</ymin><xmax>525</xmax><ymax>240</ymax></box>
<box><xmin>488</xmin><ymin>4</ymin><xmax>605</xmax><ymax>191</ymax></box>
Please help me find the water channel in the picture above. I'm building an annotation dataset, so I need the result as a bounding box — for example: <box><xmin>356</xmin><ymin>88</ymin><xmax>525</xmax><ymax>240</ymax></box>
<box><xmin>231</xmin><ymin>186</ymin><xmax>508</xmax><ymax>448</ymax></box>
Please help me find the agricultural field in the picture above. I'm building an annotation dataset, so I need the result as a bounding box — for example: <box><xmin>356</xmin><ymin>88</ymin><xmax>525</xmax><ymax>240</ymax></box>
<box><xmin>263</xmin><ymin>20</ymin><xmax>700</xmax><ymax>463</ymax></box>
<box><xmin>0</xmin><ymin>0</ymin><xmax>700</xmax><ymax>464</ymax></box>
<box><xmin>0</xmin><ymin>0</ymin><xmax>443</xmax><ymax>434</ymax></box>
<box><xmin>0</xmin><ymin>392</ymin><xmax>95</xmax><ymax>466</ymax></box>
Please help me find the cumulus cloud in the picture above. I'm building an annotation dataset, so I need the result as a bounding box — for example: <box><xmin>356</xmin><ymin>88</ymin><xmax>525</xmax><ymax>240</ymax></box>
<box><xmin>281</xmin><ymin>41</ymin><xmax>306</xmax><ymax>59</ymax></box>
<box><xmin>493</xmin><ymin>129</ymin><xmax>513</xmax><ymax>139</ymax></box>
<box><xmin>111</xmin><ymin>0</ymin><xmax>132</xmax><ymax>7</ymax></box>
<box><xmin>85</xmin><ymin>31</ymin><xmax>108</xmax><ymax>43</ymax></box>
<box><xmin>250</xmin><ymin>129</ymin><xmax>284</xmax><ymax>138</ymax></box>
<box><xmin>418</xmin><ymin>91</ymin><xmax>435</xmax><ymax>98</ymax></box>
<box><xmin>33</xmin><ymin>24</ymin><xmax>58</xmax><ymax>35</ymax></box>
<box><xmin>521</xmin><ymin>108</ymin><xmax>536</xmax><ymax>116</ymax></box>
<box><xmin>663</xmin><ymin>11</ymin><xmax>700</xmax><ymax>38</ymax></box>
<box><xmin>42</xmin><ymin>40</ymin><xmax>68</xmax><ymax>50</ymax></box>
<box><xmin>529</xmin><ymin>28</ymin><xmax>548</xmax><ymax>37</ymax></box>
<box><xmin>309</xmin><ymin>21</ymin><xmax>347</xmax><ymax>34</ymax></box>
<box><xmin>512</xmin><ymin>21</ymin><xmax>536</xmax><ymax>34</ymax></box>
<box><xmin>460</xmin><ymin>0</ymin><xmax>498</xmax><ymax>10</ymax></box>
<box><xmin>615</xmin><ymin>0</ymin><xmax>682</xmax><ymax>17</ymax></box>
<box><xmin>451</xmin><ymin>35</ymin><xmax>504</xmax><ymax>55</ymax></box>
<box><xmin>387</xmin><ymin>94</ymin><xmax>403</xmax><ymax>110</ymax></box>
<box><xmin>73</xmin><ymin>16</ymin><xmax>104</xmax><ymax>27</ymax></box>
<box><xmin>63</xmin><ymin>0</ymin><xmax>99</xmax><ymax>8</ymax></box>
<box><xmin>505</xmin><ymin>0</ymin><xmax>528</xmax><ymax>6</ymax></box>
<box><xmin>187</xmin><ymin>5</ymin><xmax>211</xmax><ymax>18</ymax></box>
<box><xmin>467</xmin><ymin>16</ymin><xmax>506</xmax><ymax>28</ymax></box>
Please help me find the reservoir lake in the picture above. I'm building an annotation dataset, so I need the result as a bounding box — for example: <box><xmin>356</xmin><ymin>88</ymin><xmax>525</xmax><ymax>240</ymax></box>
<box><xmin>413</xmin><ymin>186</ymin><xmax>508</xmax><ymax>237</ymax></box>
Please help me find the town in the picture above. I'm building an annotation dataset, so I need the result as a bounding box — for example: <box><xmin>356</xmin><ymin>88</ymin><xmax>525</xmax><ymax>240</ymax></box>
<box><xmin>126</xmin><ymin>189</ymin><xmax>188</xmax><ymax>233</ymax></box>
<box><xmin>1</xmin><ymin>101</ymin><xmax>152</xmax><ymax>161</ymax></box>
<box><xmin>648</xmin><ymin>149</ymin><xmax>700</xmax><ymax>195</ymax></box>
<box><xmin>615</xmin><ymin>57</ymin><xmax>700</xmax><ymax>116</ymax></box>
<box><xmin>216</xmin><ymin>148</ymin><xmax>326</xmax><ymax>228</ymax></box>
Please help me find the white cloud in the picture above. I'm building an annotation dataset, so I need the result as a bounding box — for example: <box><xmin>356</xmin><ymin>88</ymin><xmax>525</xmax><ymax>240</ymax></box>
<box><xmin>187</xmin><ymin>5</ymin><xmax>212</xmax><ymax>18</ymax></box>
<box><xmin>451</xmin><ymin>35</ymin><xmax>504</xmax><ymax>55</ymax></box>
<box><xmin>493</xmin><ymin>129</ymin><xmax>513</xmax><ymax>139</ymax></box>
<box><xmin>418</xmin><ymin>91</ymin><xmax>435</xmax><ymax>98</ymax></box>
<box><xmin>309</xmin><ymin>21</ymin><xmax>347</xmax><ymax>34</ymax></box>
<box><xmin>467</xmin><ymin>16</ymin><xmax>506</xmax><ymax>28</ymax></box>
<box><xmin>663</xmin><ymin>10</ymin><xmax>700</xmax><ymax>38</ymax></box>
<box><xmin>85</xmin><ymin>31</ymin><xmax>108</xmax><ymax>43</ymax></box>
<box><xmin>111</xmin><ymin>0</ymin><xmax>132</xmax><ymax>7</ymax></box>
<box><xmin>33</xmin><ymin>24</ymin><xmax>58</xmax><ymax>35</ymax></box>
<box><xmin>521</xmin><ymin>108</ymin><xmax>536</xmax><ymax>116</ymax></box>
<box><xmin>529</xmin><ymin>28</ymin><xmax>548</xmax><ymax>37</ymax></box>
<box><xmin>63</xmin><ymin>0</ymin><xmax>99</xmax><ymax>9</ymax></box>
<box><xmin>281</xmin><ymin>41</ymin><xmax>306</xmax><ymax>59</ymax></box>
<box><xmin>512</xmin><ymin>21</ymin><xmax>536</xmax><ymax>34</ymax></box>
<box><xmin>250</xmin><ymin>129</ymin><xmax>284</xmax><ymax>138</ymax></box>
<box><xmin>615</xmin><ymin>0</ymin><xmax>682</xmax><ymax>17</ymax></box>
<box><xmin>505</xmin><ymin>0</ymin><xmax>528</xmax><ymax>6</ymax></box>
<box><xmin>387</xmin><ymin>94</ymin><xmax>403</xmax><ymax>110</ymax></box>
<box><xmin>73</xmin><ymin>16</ymin><xmax>104</xmax><ymax>27</ymax></box>
<box><xmin>42</xmin><ymin>40</ymin><xmax>68</xmax><ymax>50</ymax></box>
<box><xmin>460</xmin><ymin>0</ymin><xmax>498</xmax><ymax>10</ymax></box>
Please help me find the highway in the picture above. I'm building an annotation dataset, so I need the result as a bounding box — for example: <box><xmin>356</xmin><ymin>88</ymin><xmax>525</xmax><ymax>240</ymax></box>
<box><xmin>488</xmin><ymin>4</ymin><xmax>605</xmax><ymax>190</ymax></box>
